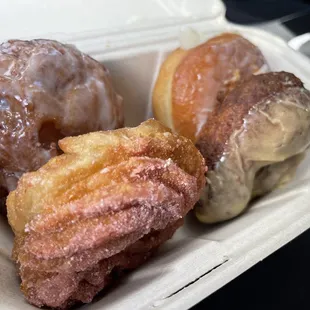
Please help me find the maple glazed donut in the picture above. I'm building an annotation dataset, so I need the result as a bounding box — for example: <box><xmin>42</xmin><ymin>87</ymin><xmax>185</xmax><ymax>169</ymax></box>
<box><xmin>0</xmin><ymin>39</ymin><xmax>123</xmax><ymax>212</ymax></box>
<box><xmin>196</xmin><ymin>72</ymin><xmax>310</xmax><ymax>223</ymax></box>
<box><xmin>152</xmin><ymin>32</ymin><xmax>268</xmax><ymax>142</ymax></box>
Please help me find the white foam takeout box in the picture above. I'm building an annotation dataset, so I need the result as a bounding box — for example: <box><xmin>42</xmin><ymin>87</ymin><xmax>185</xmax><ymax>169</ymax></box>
<box><xmin>1</xmin><ymin>0</ymin><xmax>310</xmax><ymax>309</ymax></box>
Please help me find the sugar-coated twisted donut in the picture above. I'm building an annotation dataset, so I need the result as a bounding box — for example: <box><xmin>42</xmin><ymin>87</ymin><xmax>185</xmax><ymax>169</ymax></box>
<box><xmin>7</xmin><ymin>119</ymin><xmax>205</xmax><ymax>309</ymax></box>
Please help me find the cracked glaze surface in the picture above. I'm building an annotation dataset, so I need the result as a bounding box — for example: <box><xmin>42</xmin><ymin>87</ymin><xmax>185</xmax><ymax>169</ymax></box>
<box><xmin>0</xmin><ymin>39</ymin><xmax>123</xmax><ymax>208</ymax></box>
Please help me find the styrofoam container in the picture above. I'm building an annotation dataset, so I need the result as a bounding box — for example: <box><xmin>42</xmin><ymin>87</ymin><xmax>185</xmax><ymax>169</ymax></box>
<box><xmin>1</xmin><ymin>0</ymin><xmax>310</xmax><ymax>309</ymax></box>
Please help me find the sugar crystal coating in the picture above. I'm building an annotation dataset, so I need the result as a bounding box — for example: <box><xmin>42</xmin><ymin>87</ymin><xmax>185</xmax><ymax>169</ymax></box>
<box><xmin>7</xmin><ymin>119</ymin><xmax>205</xmax><ymax>308</ymax></box>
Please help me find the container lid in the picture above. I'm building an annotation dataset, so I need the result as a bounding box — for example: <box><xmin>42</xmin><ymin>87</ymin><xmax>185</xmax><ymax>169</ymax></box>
<box><xmin>0</xmin><ymin>0</ymin><xmax>225</xmax><ymax>41</ymax></box>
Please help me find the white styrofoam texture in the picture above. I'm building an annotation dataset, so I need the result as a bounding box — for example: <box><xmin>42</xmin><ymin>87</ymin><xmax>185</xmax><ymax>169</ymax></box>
<box><xmin>1</xmin><ymin>1</ymin><xmax>310</xmax><ymax>309</ymax></box>
<box><xmin>0</xmin><ymin>0</ymin><xmax>224</xmax><ymax>41</ymax></box>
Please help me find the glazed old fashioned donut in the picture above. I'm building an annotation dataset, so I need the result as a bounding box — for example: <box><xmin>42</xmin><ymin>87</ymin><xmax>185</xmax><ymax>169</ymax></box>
<box><xmin>196</xmin><ymin>72</ymin><xmax>310</xmax><ymax>223</ymax></box>
<box><xmin>0</xmin><ymin>39</ymin><xmax>123</xmax><ymax>212</ymax></box>
<box><xmin>152</xmin><ymin>33</ymin><xmax>268</xmax><ymax>142</ymax></box>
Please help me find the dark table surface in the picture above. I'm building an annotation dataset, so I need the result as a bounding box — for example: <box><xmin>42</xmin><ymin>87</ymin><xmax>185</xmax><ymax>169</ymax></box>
<box><xmin>193</xmin><ymin>1</ymin><xmax>310</xmax><ymax>309</ymax></box>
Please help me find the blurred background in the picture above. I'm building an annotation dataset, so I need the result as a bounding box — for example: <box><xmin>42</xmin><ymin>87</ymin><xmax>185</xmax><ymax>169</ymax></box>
<box><xmin>224</xmin><ymin>0</ymin><xmax>309</xmax><ymax>24</ymax></box>
<box><xmin>223</xmin><ymin>0</ymin><xmax>310</xmax><ymax>57</ymax></box>
<box><xmin>193</xmin><ymin>1</ymin><xmax>310</xmax><ymax>309</ymax></box>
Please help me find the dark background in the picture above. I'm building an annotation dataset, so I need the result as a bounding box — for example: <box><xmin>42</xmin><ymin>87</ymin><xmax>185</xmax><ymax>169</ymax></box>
<box><xmin>223</xmin><ymin>0</ymin><xmax>310</xmax><ymax>24</ymax></box>
<box><xmin>193</xmin><ymin>1</ymin><xmax>310</xmax><ymax>309</ymax></box>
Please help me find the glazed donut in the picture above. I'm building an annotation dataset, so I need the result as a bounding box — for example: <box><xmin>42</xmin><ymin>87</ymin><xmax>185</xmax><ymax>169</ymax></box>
<box><xmin>7</xmin><ymin>119</ymin><xmax>205</xmax><ymax>308</ymax></box>
<box><xmin>152</xmin><ymin>32</ymin><xmax>268</xmax><ymax>142</ymax></box>
<box><xmin>195</xmin><ymin>72</ymin><xmax>310</xmax><ymax>223</ymax></box>
<box><xmin>0</xmin><ymin>39</ymin><xmax>123</xmax><ymax>212</ymax></box>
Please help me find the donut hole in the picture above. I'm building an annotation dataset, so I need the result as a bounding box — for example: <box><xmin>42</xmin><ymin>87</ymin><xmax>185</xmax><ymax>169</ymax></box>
<box><xmin>39</xmin><ymin>121</ymin><xmax>64</xmax><ymax>152</ymax></box>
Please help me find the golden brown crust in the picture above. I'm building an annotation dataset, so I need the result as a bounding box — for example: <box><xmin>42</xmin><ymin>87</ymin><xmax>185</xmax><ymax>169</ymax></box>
<box><xmin>196</xmin><ymin>72</ymin><xmax>304</xmax><ymax>168</ymax></box>
<box><xmin>7</xmin><ymin>119</ymin><xmax>205</xmax><ymax>308</ymax></box>
<box><xmin>153</xmin><ymin>32</ymin><xmax>267</xmax><ymax>142</ymax></box>
<box><xmin>152</xmin><ymin>48</ymin><xmax>187</xmax><ymax>130</ymax></box>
